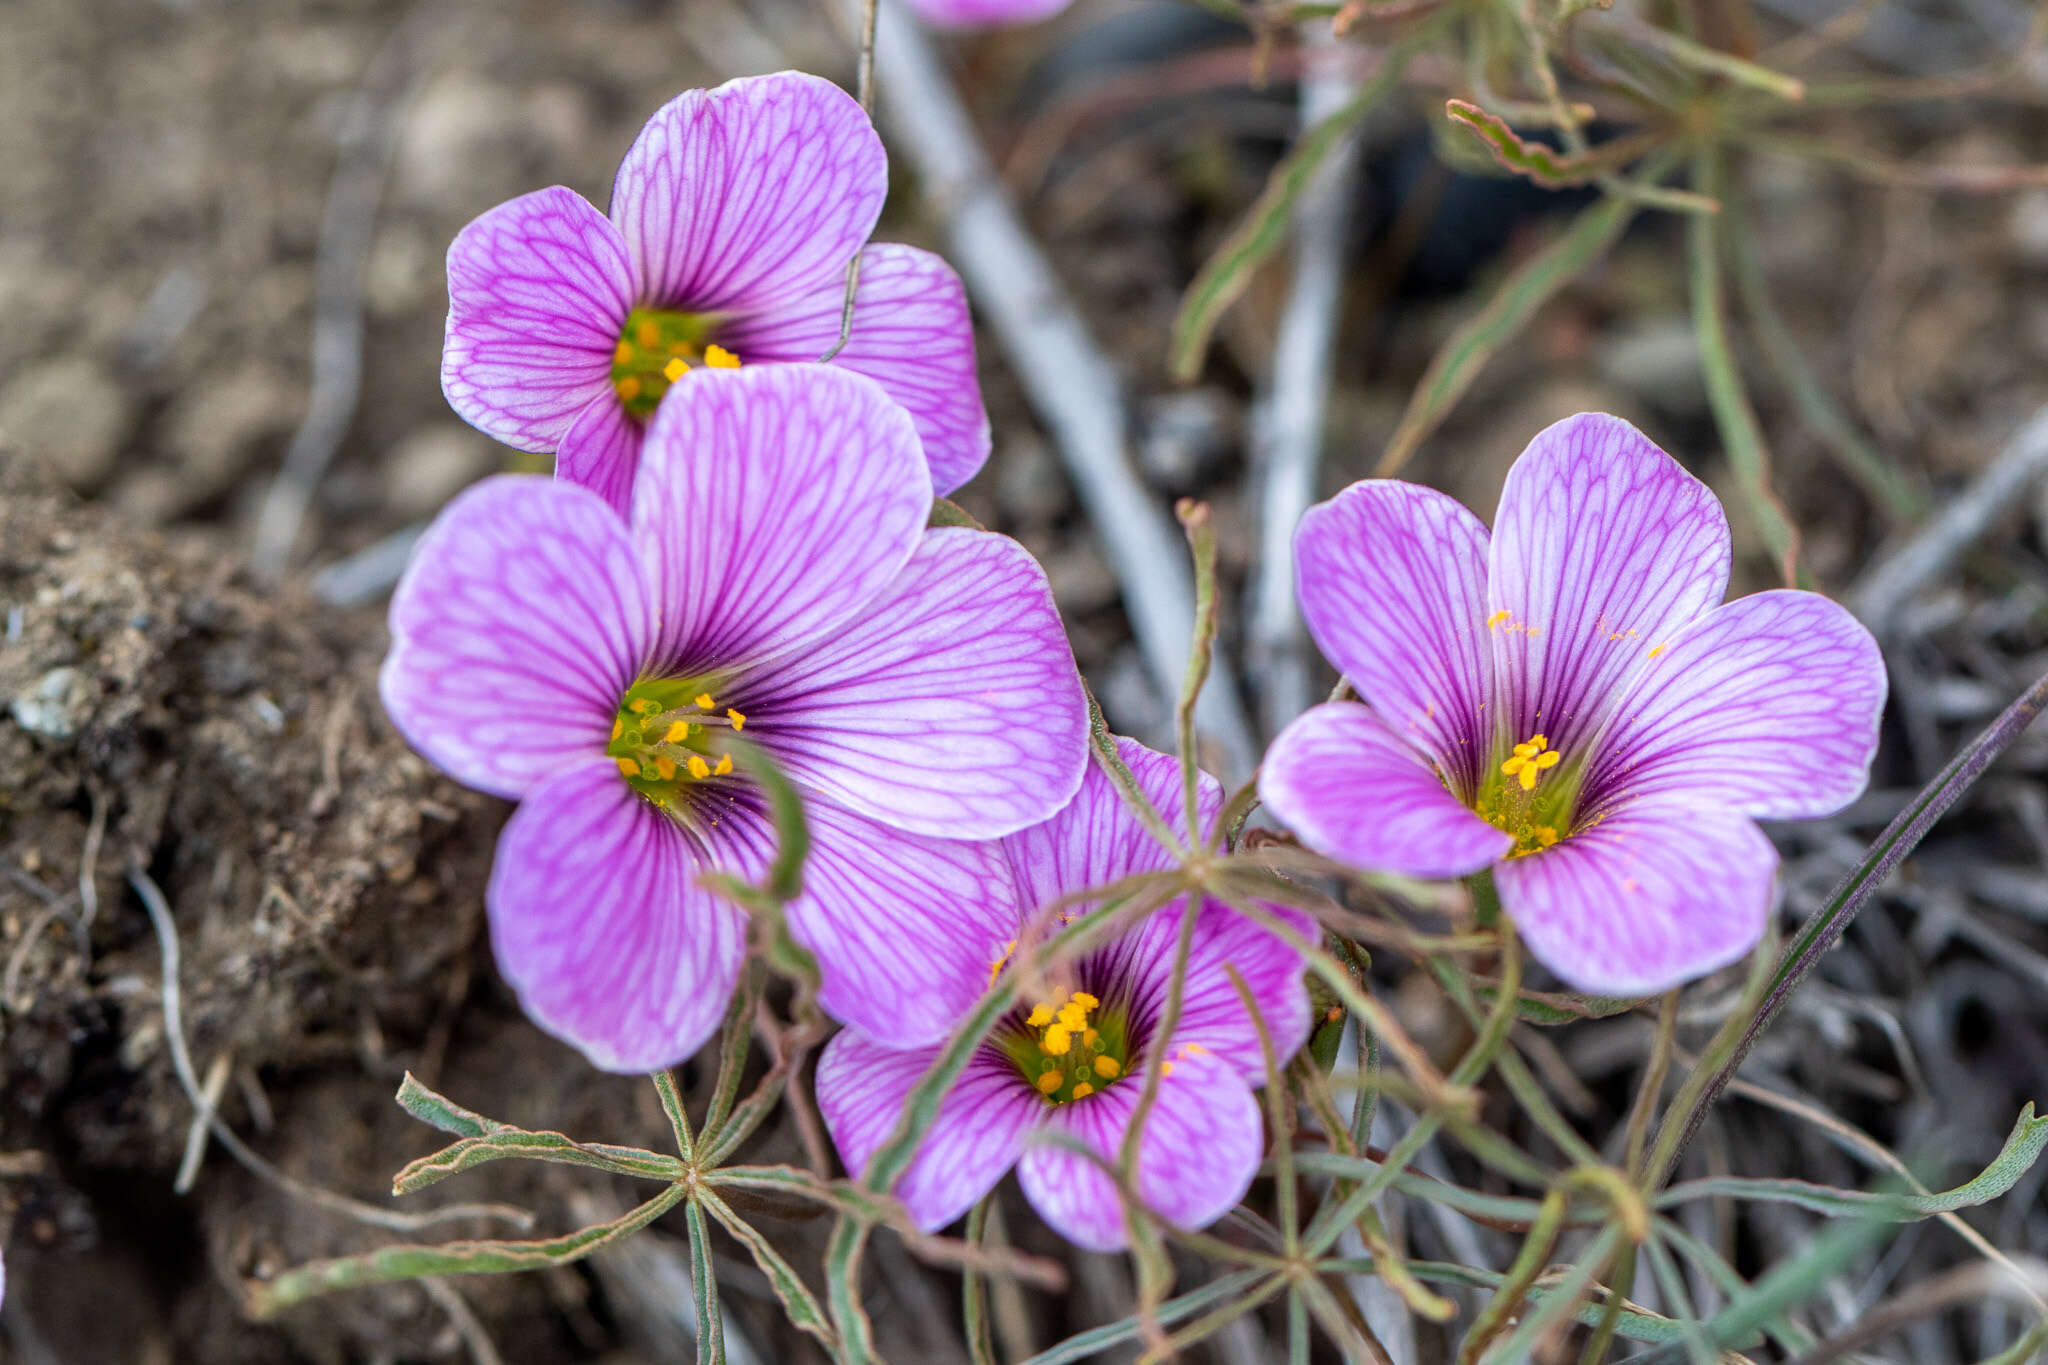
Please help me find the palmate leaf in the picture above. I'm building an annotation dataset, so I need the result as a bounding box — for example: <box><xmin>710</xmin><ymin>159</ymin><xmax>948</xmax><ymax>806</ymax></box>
<box><xmin>1443</xmin><ymin>99</ymin><xmax>1657</xmax><ymax>188</ymax></box>
<box><xmin>245</xmin><ymin>1182</ymin><xmax>689</xmax><ymax>1316</ymax></box>
<box><xmin>393</xmin><ymin>1129</ymin><xmax>683</xmax><ymax>1194</ymax></box>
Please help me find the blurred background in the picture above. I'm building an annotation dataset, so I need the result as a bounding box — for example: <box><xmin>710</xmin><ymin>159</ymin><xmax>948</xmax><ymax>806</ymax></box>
<box><xmin>7</xmin><ymin>0</ymin><xmax>2048</xmax><ymax>1360</ymax></box>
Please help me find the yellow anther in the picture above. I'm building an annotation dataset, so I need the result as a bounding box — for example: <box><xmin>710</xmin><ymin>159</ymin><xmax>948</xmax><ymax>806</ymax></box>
<box><xmin>727</xmin><ymin>709</ymin><xmax>746</xmax><ymax>730</ymax></box>
<box><xmin>1161</xmin><ymin>1061</ymin><xmax>1175</xmax><ymax>1077</ymax></box>
<box><xmin>1057</xmin><ymin>1003</ymin><xmax>1087</xmax><ymax>1031</ymax></box>
<box><xmin>1092</xmin><ymin>1055</ymin><xmax>1120</xmax><ymax>1079</ymax></box>
<box><xmin>654</xmin><ymin>756</ymin><xmax>677</xmax><ymax>781</ymax></box>
<box><xmin>705</xmin><ymin>344</ymin><xmax>740</xmax><ymax>368</ymax></box>
<box><xmin>662</xmin><ymin>356</ymin><xmax>690</xmax><ymax>382</ymax></box>
<box><xmin>1043</xmin><ymin>1025</ymin><xmax>1072</xmax><ymax>1056</ymax></box>
<box><xmin>1530</xmin><ymin>733</ymin><xmax>1548</xmax><ymax>749</ymax></box>
<box><xmin>631</xmin><ymin>698</ymin><xmax>661</xmax><ymax>714</ymax></box>
<box><xmin>695</xmin><ymin>692</ymin><xmax>715</xmax><ymax>710</ymax></box>
<box><xmin>713</xmin><ymin>754</ymin><xmax>733</xmax><ymax>776</ymax></box>
<box><xmin>637</xmin><ymin>317</ymin><xmax>661</xmax><ymax>347</ymax></box>
<box><xmin>611</xmin><ymin>718</ymin><xmax>624</xmax><ymax>740</ymax></box>
<box><xmin>616</xmin><ymin>757</ymin><xmax>641</xmax><ymax>778</ymax></box>
<box><xmin>1071</xmin><ymin>1082</ymin><xmax>1094</xmax><ymax>1099</ymax></box>
<box><xmin>663</xmin><ymin>720</ymin><xmax>690</xmax><ymax>743</ymax></box>
<box><xmin>617</xmin><ymin>376</ymin><xmax>642</xmax><ymax>401</ymax></box>
<box><xmin>1534</xmin><ymin>825</ymin><xmax>1559</xmax><ymax>848</ymax></box>
<box><xmin>1486</xmin><ymin>608</ymin><xmax>1512</xmax><ymax>630</ymax></box>
<box><xmin>1036</xmin><ymin>1070</ymin><xmax>1063</xmax><ymax>1095</ymax></box>
<box><xmin>687</xmin><ymin>755</ymin><xmax>711</xmax><ymax>780</ymax></box>
<box><xmin>1070</xmin><ymin>992</ymin><xmax>1099</xmax><ymax>1009</ymax></box>
<box><xmin>1025</xmin><ymin>1003</ymin><xmax>1053</xmax><ymax>1028</ymax></box>
<box><xmin>614</xmin><ymin>339</ymin><xmax>633</xmax><ymax>363</ymax></box>
<box><xmin>1082</xmin><ymin>1027</ymin><xmax>1099</xmax><ymax>1048</ymax></box>
<box><xmin>1512</xmin><ymin>741</ymin><xmax>1539</xmax><ymax>758</ymax></box>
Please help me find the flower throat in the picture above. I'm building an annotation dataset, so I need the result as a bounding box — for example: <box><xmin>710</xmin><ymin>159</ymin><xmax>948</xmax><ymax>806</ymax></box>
<box><xmin>611</xmin><ymin>307</ymin><xmax>739</xmax><ymax>417</ymax></box>
<box><xmin>607</xmin><ymin>676</ymin><xmax>747</xmax><ymax>808</ymax></box>
<box><xmin>1474</xmin><ymin>732</ymin><xmax>1584</xmax><ymax>857</ymax></box>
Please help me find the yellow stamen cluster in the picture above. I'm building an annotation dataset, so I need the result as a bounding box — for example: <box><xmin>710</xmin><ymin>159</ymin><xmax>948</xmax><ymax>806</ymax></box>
<box><xmin>1017</xmin><ymin>991</ymin><xmax>1123</xmax><ymax>1105</ymax></box>
<box><xmin>1500</xmin><ymin>733</ymin><xmax>1560</xmax><ymax>792</ymax></box>
<box><xmin>607</xmin><ymin>683</ymin><xmax>745</xmax><ymax>807</ymax></box>
<box><xmin>610</xmin><ymin>308</ymin><xmax>738</xmax><ymax>418</ymax></box>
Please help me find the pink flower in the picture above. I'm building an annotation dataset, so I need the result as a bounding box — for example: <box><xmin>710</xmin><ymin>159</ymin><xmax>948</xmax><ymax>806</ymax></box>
<box><xmin>442</xmin><ymin>71</ymin><xmax>987</xmax><ymax>514</ymax></box>
<box><xmin>382</xmin><ymin>365</ymin><xmax>1086</xmax><ymax>1071</ymax></box>
<box><xmin>1260</xmin><ymin>413</ymin><xmax>1886</xmax><ymax>995</ymax></box>
<box><xmin>819</xmin><ymin>739</ymin><xmax>1312</xmax><ymax>1251</ymax></box>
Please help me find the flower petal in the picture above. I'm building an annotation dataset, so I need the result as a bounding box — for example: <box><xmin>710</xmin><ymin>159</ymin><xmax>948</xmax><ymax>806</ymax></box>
<box><xmin>747</xmin><ymin>528</ymin><xmax>1088</xmax><ymax>840</ymax></box>
<box><xmin>816</xmin><ymin>1032</ymin><xmax>1038</xmax><ymax>1232</ymax></box>
<box><xmin>790</xmin><ymin>799</ymin><xmax>1023</xmax><ymax>1044</ymax></box>
<box><xmin>721</xmin><ymin>243</ymin><xmax>990</xmax><ymax>495</ymax></box>
<box><xmin>381</xmin><ymin>476</ymin><xmax>652</xmax><ymax>800</ymax></box>
<box><xmin>1488</xmin><ymin>413</ymin><xmax>1732</xmax><ymax>757</ymax></box>
<box><xmin>488</xmin><ymin>759</ymin><xmax>765</xmax><ymax>1072</ymax></box>
<box><xmin>1000</xmin><ymin>736</ymin><xmax>1208</xmax><ymax>927</ymax></box>
<box><xmin>442</xmin><ymin>187</ymin><xmax>634</xmax><ymax>452</ymax></box>
<box><xmin>1260</xmin><ymin>702</ymin><xmax>1512</xmax><ymax>879</ymax></box>
<box><xmin>1495</xmin><ymin>799</ymin><xmax>1776</xmax><ymax>996</ymax></box>
<box><xmin>1582</xmin><ymin>590</ymin><xmax>1886</xmax><ymax>820</ymax></box>
<box><xmin>608</xmin><ymin>71</ymin><xmax>887</xmax><ymax>316</ymax></box>
<box><xmin>555</xmin><ymin>390</ymin><xmax>645</xmax><ymax>519</ymax></box>
<box><xmin>633</xmin><ymin>364</ymin><xmax>931</xmax><ymax>674</ymax></box>
<box><xmin>1293</xmin><ymin>480</ymin><xmax>1495</xmax><ymax>794</ymax></box>
<box><xmin>1106</xmin><ymin>894</ymin><xmax>1315</xmax><ymax>1086</ymax></box>
<box><xmin>1016</xmin><ymin>1050</ymin><xmax>1261</xmax><ymax>1252</ymax></box>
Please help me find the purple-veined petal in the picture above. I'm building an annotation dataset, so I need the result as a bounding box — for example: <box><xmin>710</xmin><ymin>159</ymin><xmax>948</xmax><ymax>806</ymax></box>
<box><xmin>381</xmin><ymin>476</ymin><xmax>652</xmax><ymax>801</ymax></box>
<box><xmin>633</xmin><ymin>364</ymin><xmax>930</xmax><ymax>674</ymax></box>
<box><xmin>1000</xmin><ymin>736</ymin><xmax>1208</xmax><ymax>928</ymax></box>
<box><xmin>1495</xmin><ymin>798</ymin><xmax>1777</xmax><ymax>996</ymax></box>
<box><xmin>1260</xmin><ymin>702</ymin><xmax>1512</xmax><ymax>879</ymax></box>
<box><xmin>487</xmin><ymin>758</ymin><xmax>765</xmax><ymax>1072</ymax></box>
<box><xmin>1106</xmin><ymin>894</ymin><xmax>1316</xmax><ymax>1086</ymax></box>
<box><xmin>721</xmin><ymin>243</ymin><xmax>990</xmax><ymax>495</ymax></box>
<box><xmin>745</xmin><ymin>528</ymin><xmax>1088</xmax><ymax>840</ymax></box>
<box><xmin>816</xmin><ymin>1032</ymin><xmax>1039</xmax><ymax>1232</ymax></box>
<box><xmin>608</xmin><ymin>72</ymin><xmax>886</xmax><ymax>316</ymax></box>
<box><xmin>1293</xmin><ymin>479</ymin><xmax>1495</xmax><ymax>795</ymax></box>
<box><xmin>1016</xmin><ymin>1050</ymin><xmax>1261</xmax><ymax>1253</ymax></box>
<box><xmin>1581</xmin><ymin>590</ymin><xmax>1886</xmax><ymax>821</ymax></box>
<box><xmin>905</xmin><ymin>0</ymin><xmax>1075</xmax><ymax>25</ymax></box>
<box><xmin>442</xmin><ymin>187</ymin><xmax>634</xmax><ymax>452</ymax></box>
<box><xmin>789</xmin><ymin>798</ymin><xmax>1023</xmax><ymax>1045</ymax></box>
<box><xmin>1487</xmin><ymin>413</ymin><xmax>1731</xmax><ymax>758</ymax></box>
<box><xmin>555</xmin><ymin>390</ymin><xmax>645</xmax><ymax>518</ymax></box>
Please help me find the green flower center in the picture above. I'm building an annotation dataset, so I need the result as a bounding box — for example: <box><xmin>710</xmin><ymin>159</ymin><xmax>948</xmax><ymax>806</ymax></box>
<box><xmin>993</xmin><ymin>987</ymin><xmax>1131</xmax><ymax>1105</ymax></box>
<box><xmin>1474</xmin><ymin>731</ymin><xmax>1588</xmax><ymax>857</ymax></box>
<box><xmin>611</xmin><ymin>307</ymin><xmax>738</xmax><ymax>418</ymax></box>
<box><xmin>606</xmin><ymin>676</ymin><xmax>747</xmax><ymax>809</ymax></box>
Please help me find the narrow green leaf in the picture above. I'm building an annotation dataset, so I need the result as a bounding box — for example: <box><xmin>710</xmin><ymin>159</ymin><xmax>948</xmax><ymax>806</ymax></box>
<box><xmin>1169</xmin><ymin>28</ymin><xmax>1432</xmax><ymax>380</ymax></box>
<box><xmin>700</xmin><ymin>964</ymin><xmax>763</xmax><ymax>1148</ymax></box>
<box><xmin>699</xmin><ymin>1189</ymin><xmax>837</xmax><ymax>1352</ymax></box>
<box><xmin>1315</xmin><ymin>1255</ymin><xmax>1704</xmax><ymax>1344</ymax></box>
<box><xmin>825</xmin><ymin>1215</ymin><xmax>878</xmax><ymax>1365</ymax></box>
<box><xmin>1174</xmin><ymin>499</ymin><xmax>1218</xmax><ymax>841</ymax></box>
<box><xmin>393</xmin><ymin>1130</ymin><xmax>682</xmax><ymax>1194</ymax></box>
<box><xmin>1485</xmin><ymin>1227</ymin><xmax>1626</xmax><ymax>1362</ymax></box>
<box><xmin>687</xmin><ymin>1197</ymin><xmax>726</xmax><ymax>1365</ymax></box>
<box><xmin>962</xmin><ymin>1200</ymin><xmax>997</xmax><ymax>1365</ymax></box>
<box><xmin>1444</xmin><ymin>99</ymin><xmax>1655</xmax><ymax>188</ymax></box>
<box><xmin>246</xmin><ymin>1182</ymin><xmax>688</xmax><ymax>1316</ymax></box>
<box><xmin>395</xmin><ymin>1073</ymin><xmax>508</xmax><ymax>1138</ymax></box>
<box><xmin>1689</xmin><ymin>146</ymin><xmax>1801</xmax><ymax>578</ymax></box>
<box><xmin>1657</xmin><ymin>1104</ymin><xmax>2048</xmax><ymax>1220</ymax></box>
<box><xmin>1019</xmin><ymin>1268</ymin><xmax>1270</xmax><ymax>1365</ymax></box>
<box><xmin>1377</xmin><ymin>147</ymin><xmax>1680</xmax><ymax>474</ymax></box>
